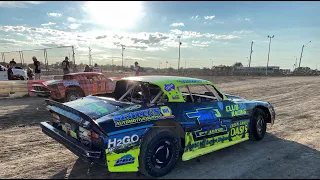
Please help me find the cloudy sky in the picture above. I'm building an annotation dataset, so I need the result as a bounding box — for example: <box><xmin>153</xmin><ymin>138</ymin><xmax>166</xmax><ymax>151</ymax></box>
<box><xmin>0</xmin><ymin>1</ymin><xmax>320</xmax><ymax>69</ymax></box>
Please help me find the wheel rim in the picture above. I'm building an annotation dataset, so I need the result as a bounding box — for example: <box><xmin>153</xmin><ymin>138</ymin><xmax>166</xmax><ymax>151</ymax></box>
<box><xmin>256</xmin><ymin>116</ymin><xmax>265</xmax><ymax>134</ymax></box>
<box><xmin>151</xmin><ymin>140</ymin><xmax>173</xmax><ymax>169</ymax></box>
<box><xmin>68</xmin><ymin>92</ymin><xmax>80</xmax><ymax>101</ymax></box>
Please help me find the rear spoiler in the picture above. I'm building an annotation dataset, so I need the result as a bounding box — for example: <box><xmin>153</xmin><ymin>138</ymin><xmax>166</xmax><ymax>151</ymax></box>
<box><xmin>45</xmin><ymin>99</ymin><xmax>108</xmax><ymax>137</ymax></box>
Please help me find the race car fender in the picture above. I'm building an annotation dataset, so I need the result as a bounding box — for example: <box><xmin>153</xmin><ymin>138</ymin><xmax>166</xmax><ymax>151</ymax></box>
<box><xmin>104</xmin><ymin>126</ymin><xmax>151</xmax><ymax>172</ymax></box>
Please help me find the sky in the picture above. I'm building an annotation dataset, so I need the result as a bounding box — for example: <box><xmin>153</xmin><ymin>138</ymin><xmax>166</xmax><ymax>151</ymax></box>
<box><xmin>0</xmin><ymin>1</ymin><xmax>320</xmax><ymax>69</ymax></box>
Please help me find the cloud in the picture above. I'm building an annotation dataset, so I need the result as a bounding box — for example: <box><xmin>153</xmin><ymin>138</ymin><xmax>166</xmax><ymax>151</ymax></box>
<box><xmin>190</xmin><ymin>15</ymin><xmax>200</xmax><ymax>20</ymax></box>
<box><xmin>232</xmin><ymin>30</ymin><xmax>253</xmax><ymax>34</ymax></box>
<box><xmin>0</xmin><ymin>26</ymin><xmax>26</xmax><ymax>32</ymax></box>
<box><xmin>169</xmin><ymin>29</ymin><xmax>238</xmax><ymax>40</ymax></box>
<box><xmin>215</xmin><ymin>20</ymin><xmax>224</xmax><ymax>24</ymax></box>
<box><xmin>47</xmin><ymin>13</ymin><xmax>62</xmax><ymax>17</ymax></box>
<box><xmin>69</xmin><ymin>23</ymin><xmax>81</xmax><ymax>29</ymax></box>
<box><xmin>191</xmin><ymin>40</ymin><xmax>211</xmax><ymax>47</ymax></box>
<box><xmin>204</xmin><ymin>15</ymin><xmax>215</xmax><ymax>20</ymax></box>
<box><xmin>0</xmin><ymin>1</ymin><xmax>44</xmax><ymax>8</ymax></box>
<box><xmin>96</xmin><ymin>35</ymin><xmax>107</xmax><ymax>39</ymax></box>
<box><xmin>0</xmin><ymin>38</ymin><xmax>31</xmax><ymax>46</ymax></box>
<box><xmin>67</xmin><ymin>17</ymin><xmax>76</xmax><ymax>22</ymax></box>
<box><xmin>170</xmin><ymin>22</ymin><xmax>185</xmax><ymax>27</ymax></box>
<box><xmin>238</xmin><ymin>18</ymin><xmax>251</xmax><ymax>21</ymax></box>
<box><xmin>41</xmin><ymin>22</ymin><xmax>56</xmax><ymax>26</ymax></box>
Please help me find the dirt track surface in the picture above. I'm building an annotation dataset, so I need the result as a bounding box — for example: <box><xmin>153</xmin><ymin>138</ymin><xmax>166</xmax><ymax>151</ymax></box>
<box><xmin>0</xmin><ymin>76</ymin><xmax>320</xmax><ymax>179</ymax></box>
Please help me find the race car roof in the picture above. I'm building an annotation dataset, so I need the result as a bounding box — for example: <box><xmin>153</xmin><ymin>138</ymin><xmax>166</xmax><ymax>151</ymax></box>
<box><xmin>121</xmin><ymin>76</ymin><xmax>213</xmax><ymax>86</ymax></box>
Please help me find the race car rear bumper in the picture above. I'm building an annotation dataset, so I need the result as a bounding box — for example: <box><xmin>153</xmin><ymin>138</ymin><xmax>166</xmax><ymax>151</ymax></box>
<box><xmin>40</xmin><ymin>122</ymin><xmax>106</xmax><ymax>165</ymax></box>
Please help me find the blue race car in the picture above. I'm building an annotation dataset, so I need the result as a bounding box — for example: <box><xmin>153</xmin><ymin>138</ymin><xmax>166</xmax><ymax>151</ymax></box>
<box><xmin>40</xmin><ymin>76</ymin><xmax>275</xmax><ymax>178</ymax></box>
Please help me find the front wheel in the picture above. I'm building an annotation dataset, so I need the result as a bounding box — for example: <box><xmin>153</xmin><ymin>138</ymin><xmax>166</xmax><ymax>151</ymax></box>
<box><xmin>139</xmin><ymin>128</ymin><xmax>180</xmax><ymax>178</ymax></box>
<box><xmin>249</xmin><ymin>108</ymin><xmax>267</xmax><ymax>141</ymax></box>
<box><xmin>65</xmin><ymin>89</ymin><xmax>84</xmax><ymax>102</ymax></box>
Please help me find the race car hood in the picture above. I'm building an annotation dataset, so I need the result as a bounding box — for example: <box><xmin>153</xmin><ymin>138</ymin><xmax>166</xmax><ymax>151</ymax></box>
<box><xmin>224</xmin><ymin>93</ymin><xmax>244</xmax><ymax>101</ymax></box>
<box><xmin>43</xmin><ymin>79</ymin><xmax>61</xmax><ymax>86</ymax></box>
<box><xmin>225</xmin><ymin>93</ymin><xmax>271</xmax><ymax>105</ymax></box>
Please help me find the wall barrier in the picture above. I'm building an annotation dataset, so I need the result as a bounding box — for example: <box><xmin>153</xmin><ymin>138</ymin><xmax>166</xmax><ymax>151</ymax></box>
<box><xmin>0</xmin><ymin>81</ymin><xmax>28</xmax><ymax>94</ymax></box>
<box><xmin>0</xmin><ymin>80</ymin><xmax>48</xmax><ymax>98</ymax></box>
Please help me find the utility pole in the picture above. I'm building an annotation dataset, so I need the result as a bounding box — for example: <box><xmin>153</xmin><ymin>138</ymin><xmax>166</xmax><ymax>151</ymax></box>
<box><xmin>88</xmin><ymin>47</ymin><xmax>92</xmax><ymax>66</ymax></box>
<box><xmin>72</xmin><ymin>46</ymin><xmax>75</xmax><ymax>65</ymax></box>
<box><xmin>249</xmin><ymin>41</ymin><xmax>253</xmax><ymax>68</ymax></box>
<box><xmin>266</xmin><ymin>35</ymin><xmax>274</xmax><ymax>76</ymax></box>
<box><xmin>298</xmin><ymin>41</ymin><xmax>311</xmax><ymax>68</ymax></box>
<box><xmin>112</xmin><ymin>57</ymin><xmax>114</xmax><ymax>72</ymax></box>
<box><xmin>177</xmin><ymin>36</ymin><xmax>182</xmax><ymax>73</ymax></box>
<box><xmin>121</xmin><ymin>45</ymin><xmax>125</xmax><ymax>70</ymax></box>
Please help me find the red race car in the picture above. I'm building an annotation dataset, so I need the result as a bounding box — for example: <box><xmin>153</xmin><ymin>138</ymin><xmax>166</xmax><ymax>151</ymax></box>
<box><xmin>31</xmin><ymin>72</ymin><xmax>120</xmax><ymax>102</ymax></box>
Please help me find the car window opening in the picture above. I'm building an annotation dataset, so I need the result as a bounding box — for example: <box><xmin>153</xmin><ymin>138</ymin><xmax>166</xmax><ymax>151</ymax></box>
<box><xmin>178</xmin><ymin>84</ymin><xmax>222</xmax><ymax>103</ymax></box>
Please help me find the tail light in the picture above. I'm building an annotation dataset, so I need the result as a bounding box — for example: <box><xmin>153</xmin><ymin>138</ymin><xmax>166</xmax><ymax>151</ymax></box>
<box><xmin>90</xmin><ymin>131</ymin><xmax>100</xmax><ymax>139</ymax></box>
<box><xmin>89</xmin><ymin>130</ymin><xmax>103</xmax><ymax>145</ymax></box>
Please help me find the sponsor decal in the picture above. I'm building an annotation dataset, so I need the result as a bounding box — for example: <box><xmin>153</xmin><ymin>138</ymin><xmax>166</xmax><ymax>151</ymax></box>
<box><xmin>113</xmin><ymin>106</ymin><xmax>174</xmax><ymax>127</ymax></box>
<box><xmin>114</xmin><ymin>154</ymin><xmax>135</xmax><ymax>166</ymax></box>
<box><xmin>172</xmin><ymin>95</ymin><xmax>180</xmax><ymax>100</ymax></box>
<box><xmin>164</xmin><ymin>83</ymin><xmax>175</xmax><ymax>92</ymax></box>
<box><xmin>124</xmin><ymin>105</ymin><xmax>142</xmax><ymax>111</ymax></box>
<box><xmin>226</xmin><ymin>104</ymin><xmax>246</xmax><ymax>117</ymax></box>
<box><xmin>177</xmin><ymin>79</ymin><xmax>202</xmax><ymax>84</ymax></box>
<box><xmin>185</xmin><ymin>133</ymin><xmax>230</xmax><ymax>152</ymax></box>
<box><xmin>63</xmin><ymin>80</ymin><xmax>80</xmax><ymax>87</ymax></box>
<box><xmin>86</xmin><ymin>103</ymin><xmax>108</xmax><ymax>114</ymax></box>
<box><xmin>185</xmin><ymin>107</ymin><xmax>227</xmax><ymax>138</ymax></box>
<box><xmin>107</xmin><ymin>134</ymin><xmax>139</xmax><ymax>152</ymax></box>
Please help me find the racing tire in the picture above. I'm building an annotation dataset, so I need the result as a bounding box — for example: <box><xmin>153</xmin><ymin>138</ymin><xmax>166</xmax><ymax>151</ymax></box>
<box><xmin>65</xmin><ymin>89</ymin><xmax>84</xmax><ymax>102</ymax></box>
<box><xmin>249</xmin><ymin>108</ymin><xmax>267</xmax><ymax>141</ymax></box>
<box><xmin>139</xmin><ymin>128</ymin><xmax>181</xmax><ymax>178</ymax></box>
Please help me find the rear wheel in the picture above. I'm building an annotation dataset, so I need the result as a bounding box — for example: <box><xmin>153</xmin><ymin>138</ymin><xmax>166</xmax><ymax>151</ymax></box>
<box><xmin>139</xmin><ymin>128</ymin><xmax>180</xmax><ymax>178</ymax></box>
<box><xmin>65</xmin><ymin>89</ymin><xmax>84</xmax><ymax>102</ymax></box>
<box><xmin>249</xmin><ymin>108</ymin><xmax>267</xmax><ymax>141</ymax></box>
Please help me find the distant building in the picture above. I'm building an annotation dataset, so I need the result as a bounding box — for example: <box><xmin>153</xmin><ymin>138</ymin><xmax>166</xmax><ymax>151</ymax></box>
<box><xmin>233</xmin><ymin>66</ymin><xmax>280</xmax><ymax>75</ymax></box>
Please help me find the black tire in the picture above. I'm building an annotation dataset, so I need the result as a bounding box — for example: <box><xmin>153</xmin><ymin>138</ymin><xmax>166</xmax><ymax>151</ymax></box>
<box><xmin>65</xmin><ymin>89</ymin><xmax>84</xmax><ymax>102</ymax></box>
<box><xmin>249</xmin><ymin>108</ymin><xmax>267</xmax><ymax>141</ymax></box>
<box><xmin>139</xmin><ymin>128</ymin><xmax>181</xmax><ymax>178</ymax></box>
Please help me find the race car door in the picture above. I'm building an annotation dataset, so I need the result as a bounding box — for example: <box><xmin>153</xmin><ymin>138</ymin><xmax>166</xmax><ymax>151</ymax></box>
<box><xmin>178</xmin><ymin>84</ymin><xmax>250</xmax><ymax>161</ymax></box>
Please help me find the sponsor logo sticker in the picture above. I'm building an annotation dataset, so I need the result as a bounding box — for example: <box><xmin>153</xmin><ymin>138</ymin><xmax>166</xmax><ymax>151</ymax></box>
<box><xmin>114</xmin><ymin>154</ymin><xmax>135</xmax><ymax>166</ymax></box>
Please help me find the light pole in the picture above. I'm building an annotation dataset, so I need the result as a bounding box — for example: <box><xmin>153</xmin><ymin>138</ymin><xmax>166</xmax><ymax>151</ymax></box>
<box><xmin>266</xmin><ymin>35</ymin><xmax>274</xmax><ymax>76</ymax></box>
<box><xmin>298</xmin><ymin>40</ymin><xmax>311</xmax><ymax>68</ymax></box>
<box><xmin>293</xmin><ymin>56</ymin><xmax>297</xmax><ymax>70</ymax></box>
<box><xmin>121</xmin><ymin>45</ymin><xmax>125</xmax><ymax>70</ymax></box>
<box><xmin>249</xmin><ymin>41</ymin><xmax>253</xmax><ymax>68</ymax></box>
<box><xmin>177</xmin><ymin>36</ymin><xmax>182</xmax><ymax>73</ymax></box>
<box><xmin>210</xmin><ymin>59</ymin><xmax>213</xmax><ymax>76</ymax></box>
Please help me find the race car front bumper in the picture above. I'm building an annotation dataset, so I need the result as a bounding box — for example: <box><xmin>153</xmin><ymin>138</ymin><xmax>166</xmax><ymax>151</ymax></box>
<box><xmin>268</xmin><ymin>105</ymin><xmax>276</xmax><ymax>126</ymax></box>
<box><xmin>40</xmin><ymin>122</ymin><xmax>106</xmax><ymax>165</ymax></box>
<box><xmin>31</xmin><ymin>90</ymin><xmax>51</xmax><ymax>97</ymax></box>
<box><xmin>31</xmin><ymin>85</ymin><xmax>51</xmax><ymax>97</ymax></box>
